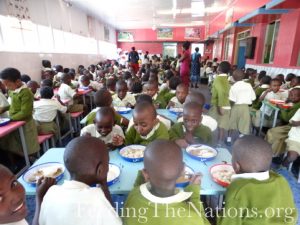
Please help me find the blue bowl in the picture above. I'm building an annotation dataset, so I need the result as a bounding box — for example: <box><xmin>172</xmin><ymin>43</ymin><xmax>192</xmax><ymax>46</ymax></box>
<box><xmin>0</xmin><ymin>118</ymin><xmax>10</xmax><ymax>127</ymax></box>
<box><xmin>186</xmin><ymin>144</ymin><xmax>218</xmax><ymax>162</ymax></box>
<box><xmin>107</xmin><ymin>163</ymin><xmax>121</xmax><ymax>186</ymax></box>
<box><xmin>119</xmin><ymin>145</ymin><xmax>145</xmax><ymax>163</ymax></box>
<box><xmin>115</xmin><ymin>107</ymin><xmax>132</xmax><ymax>114</ymax></box>
<box><xmin>176</xmin><ymin>165</ymin><xmax>194</xmax><ymax>188</ymax></box>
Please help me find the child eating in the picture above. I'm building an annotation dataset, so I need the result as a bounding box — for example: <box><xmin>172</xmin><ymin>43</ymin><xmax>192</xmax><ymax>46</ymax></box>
<box><xmin>125</xmin><ymin>101</ymin><xmax>169</xmax><ymax>145</ymax></box>
<box><xmin>124</xmin><ymin>140</ymin><xmax>210</xmax><ymax>225</ymax></box>
<box><xmin>167</xmin><ymin>83</ymin><xmax>188</xmax><ymax>109</ymax></box>
<box><xmin>218</xmin><ymin>136</ymin><xmax>297</xmax><ymax>225</ymax></box>
<box><xmin>112</xmin><ymin>80</ymin><xmax>136</xmax><ymax>108</ymax></box>
<box><xmin>81</xmin><ymin>107</ymin><xmax>124</xmax><ymax>150</ymax></box>
<box><xmin>143</xmin><ymin>80</ymin><xmax>167</xmax><ymax>108</ymax></box>
<box><xmin>169</xmin><ymin>102</ymin><xmax>212</xmax><ymax>148</ymax></box>
<box><xmin>39</xmin><ymin>136</ymin><xmax>122</xmax><ymax>225</ymax></box>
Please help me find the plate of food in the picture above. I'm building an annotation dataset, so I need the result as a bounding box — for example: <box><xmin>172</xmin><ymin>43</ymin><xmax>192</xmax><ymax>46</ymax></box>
<box><xmin>114</xmin><ymin>107</ymin><xmax>132</xmax><ymax>114</ymax></box>
<box><xmin>269</xmin><ymin>99</ymin><xmax>285</xmax><ymax>105</ymax></box>
<box><xmin>176</xmin><ymin>166</ymin><xmax>194</xmax><ymax>188</ymax></box>
<box><xmin>0</xmin><ymin>118</ymin><xmax>10</xmax><ymax>127</ymax></box>
<box><xmin>107</xmin><ymin>163</ymin><xmax>121</xmax><ymax>186</ymax></box>
<box><xmin>280</xmin><ymin>103</ymin><xmax>293</xmax><ymax>109</ymax></box>
<box><xmin>119</xmin><ymin>145</ymin><xmax>146</xmax><ymax>162</ymax></box>
<box><xmin>210</xmin><ymin>164</ymin><xmax>235</xmax><ymax>187</ymax></box>
<box><xmin>23</xmin><ymin>162</ymin><xmax>65</xmax><ymax>186</ymax></box>
<box><xmin>168</xmin><ymin>107</ymin><xmax>183</xmax><ymax>115</ymax></box>
<box><xmin>186</xmin><ymin>144</ymin><xmax>218</xmax><ymax>161</ymax></box>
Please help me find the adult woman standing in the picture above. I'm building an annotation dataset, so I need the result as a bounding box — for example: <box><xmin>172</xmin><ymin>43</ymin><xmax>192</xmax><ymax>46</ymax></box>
<box><xmin>190</xmin><ymin>47</ymin><xmax>201</xmax><ymax>88</ymax></box>
<box><xmin>179</xmin><ymin>41</ymin><xmax>191</xmax><ymax>86</ymax></box>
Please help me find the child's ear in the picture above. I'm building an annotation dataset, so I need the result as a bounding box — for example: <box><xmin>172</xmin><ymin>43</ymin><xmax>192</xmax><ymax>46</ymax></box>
<box><xmin>96</xmin><ymin>163</ymin><xmax>108</xmax><ymax>182</ymax></box>
<box><xmin>233</xmin><ymin>161</ymin><xmax>241</xmax><ymax>174</ymax></box>
<box><xmin>141</xmin><ymin>169</ymin><xmax>150</xmax><ymax>182</ymax></box>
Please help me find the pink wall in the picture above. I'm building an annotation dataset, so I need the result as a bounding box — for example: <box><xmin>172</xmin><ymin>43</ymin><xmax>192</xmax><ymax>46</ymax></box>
<box><xmin>118</xmin><ymin>42</ymin><xmax>163</xmax><ymax>54</ymax></box>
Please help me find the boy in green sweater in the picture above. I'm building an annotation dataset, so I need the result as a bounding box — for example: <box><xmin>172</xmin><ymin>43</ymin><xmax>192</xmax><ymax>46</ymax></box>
<box><xmin>169</xmin><ymin>102</ymin><xmax>212</xmax><ymax>148</ymax></box>
<box><xmin>125</xmin><ymin>102</ymin><xmax>169</xmax><ymax>145</ymax></box>
<box><xmin>143</xmin><ymin>80</ymin><xmax>167</xmax><ymax>108</ymax></box>
<box><xmin>123</xmin><ymin>140</ymin><xmax>210</xmax><ymax>225</ymax></box>
<box><xmin>218</xmin><ymin>135</ymin><xmax>298</xmax><ymax>225</ymax></box>
<box><xmin>208</xmin><ymin>61</ymin><xmax>231</xmax><ymax>144</ymax></box>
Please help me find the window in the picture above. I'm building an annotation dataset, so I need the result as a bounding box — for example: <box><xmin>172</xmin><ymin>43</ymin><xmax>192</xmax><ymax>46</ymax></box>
<box><xmin>223</xmin><ymin>35</ymin><xmax>230</xmax><ymax>60</ymax></box>
<box><xmin>263</xmin><ymin>20</ymin><xmax>280</xmax><ymax>64</ymax></box>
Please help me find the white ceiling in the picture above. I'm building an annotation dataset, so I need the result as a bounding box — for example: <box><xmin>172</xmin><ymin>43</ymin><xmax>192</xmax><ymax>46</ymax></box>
<box><xmin>68</xmin><ymin>0</ymin><xmax>231</xmax><ymax>30</ymax></box>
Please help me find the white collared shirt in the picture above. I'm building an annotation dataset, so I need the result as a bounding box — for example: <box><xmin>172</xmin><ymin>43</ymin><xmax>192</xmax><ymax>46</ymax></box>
<box><xmin>58</xmin><ymin>83</ymin><xmax>76</xmax><ymax>105</ymax></box>
<box><xmin>0</xmin><ymin>92</ymin><xmax>9</xmax><ymax>118</ymax></box>
<box><xmin>178</xmin><ymin>114</ymin><xmax>218</xmax><ymax>131</ymax></box>
<box><xmin>140</xmin><ymin>183</ymin><xmax>192</xmax><ymax>204</ymax></box>
<box><xmin>140</xmin><ymin>122</ymin><xmax>160</xmax><ymax>140</ymax></box>
<box><xmin>152</xmin><ymin>93</ymin><xmax>158</xmax><ymax>101</ymax></box>
<box><xmin>231</xmin><ymin>171</ymin><xmax>270</xmax><ymax>182</ymax></box>
<box><xmin>80</xmin><ymin>124</ymin><xmax>124</xmax><ymax>144</ymax></box>
<box><xmin>229</xmin><ymin>81</ymin><xmax>256</xmax><ymax>105</ymax></box>
<box><xmin>288</xmin><ymin>108</ymin><xmax>300</xmax><ymax>142</ymax></box>
<box><xmin>262</xmin><ymin>90</ymin><xmax>287</xmax><ymax>101</ymax></box>
<box><xmin>39</xmin><ymin>180</ymin><xmax>122</xmax><ymax>225</ymax></box>
<box><xmin>112</xmin><ymin>93</ymin><xmax>136</xmax><ymax>107</ymax></box>
<box><xmin>127</xmin><ymin>115</ymin><xmax>171</xmax><ymax>132</ymax></box>
<box><xmin>1</xmin><ymin>219</ymin><xmax>28</xmax><ymax>225</ymax></box>
<box><xmin>33</xmin><ymin>99</ymin><xmax>67</xmax><ymax>122</ymax></box>
<box><xmin>170</xmin><ymin>96</ymin><xmax>184</xmax><ymax>108</ymax></box>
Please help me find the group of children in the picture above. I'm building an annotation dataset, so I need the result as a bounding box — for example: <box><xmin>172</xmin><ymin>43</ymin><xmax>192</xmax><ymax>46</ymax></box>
<box><xmin>0</xmin><ymin>58</ymin><xmax>299</xmax><ymax>224</ymax></box>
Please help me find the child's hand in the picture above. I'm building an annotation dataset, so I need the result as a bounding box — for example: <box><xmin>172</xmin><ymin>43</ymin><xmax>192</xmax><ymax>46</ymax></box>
<box><xmin>189</xmin><ymin>173</ymin><xmax>203</xmax><ymax>185</ymax></box>
<box><xmin>36</xmin><ymin>177</ymin><xmax>56</xmax><ymax>203</ymax></box>
<box><xmin>112</xmin><ymin>135</ymin><xmax>124</xmax><ymax>146</ymax></box>
<box><xmin>184</xmin><ymin>132</ymin><xmax>195</xmax><ymax>144</ymax></box>
<box><xmin>175</xmin><ymin>139</ymin><xmax>189</xmax><ymax>148</ymax></box>
<box><xmin>82</xmin><ymin>132</ymin><xmax>92</xmax><ymax>137</ymax></box>
<box><xmin>217</xmin><ymin>106</ymin><xmax>224</xmax><ymax>116</ymax></box>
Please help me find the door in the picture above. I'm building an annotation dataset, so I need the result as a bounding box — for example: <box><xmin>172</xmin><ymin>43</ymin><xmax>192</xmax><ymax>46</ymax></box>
<box><xmin>163</xmin><ymin>43</ymin><xmax>177</xmax><ymax>58</ymax></box>
<box><xmin>237</xmin><ymin>39</ymin><xmax>247</xmax><ymax>69</ymax></box>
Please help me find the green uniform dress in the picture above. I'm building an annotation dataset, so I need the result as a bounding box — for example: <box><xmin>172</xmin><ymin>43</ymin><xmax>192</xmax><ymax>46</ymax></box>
<box><xmin>125</xmin><ymin>122</ymin><xmax>169</xmax><ymax>145</ymax></box>
<box><xmin>209</xmin><ymin>75</ymin><xmax>231</xmax><ymax>130</ymax></box>
<box><xmin>218</xmin><ymin>171</ymin><xmax>298</xmax><ymax>225</ymax></box>
<box><xmin>169</xmin><ymin>122</ymin><xmax>212</xmax><ymax>145</ymax></box>
<box><xmin>123</xmin><ymin>171</ymin><xmax>210</xmax><ymax>225</ymax></box>
<box><xmin>153</xmin><ymin>93</ymin><xmax>167</xmax><ymax>109</ymax></box>
<box><xmin>163</xmin><ymin>90</ymin><xmax>176</xmax><ymax>104</ymax></box>
<box><xmin>0</xmin><ymin>87</ymin><xmax>39</xmax><ymax>155</ymax></box>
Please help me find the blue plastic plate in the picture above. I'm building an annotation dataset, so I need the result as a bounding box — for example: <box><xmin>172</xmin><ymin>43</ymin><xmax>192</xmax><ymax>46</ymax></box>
<box><xmin>107</xmin><ymin>163</ymin><xmax>121</xmax><ymax>186</ymax></box>
<box><xmin>168</xmin><ymin>107</ymin><xmax>183</xmax><ymax>116</ymax></box>
<box><xmin>176</xmin><ymin>165</ymin><xmax>194</xmax><ymax>188</ymax></box>
<box><xmin>0</xmin><ymin>118</ymin><xmax>10</xmax><ymax>127</ymax></box>
<box><xmin>119</xmin><ymin>145</ymin><xmax>146</xmax><ymax>162</ymax></box>
<box><xmin>186</xmin><ymin>144</ymin><xmax>218</xmax><ymax>162</ymax></box>
<box><xmin>115</xmin><ymin>107</ymin><xmax>132</xmax><ymax>114</ymax></box>
<box><xmin>22</xmin><ymin>162</ymin><xmax>65</xmax><ymax>186</ymax></box>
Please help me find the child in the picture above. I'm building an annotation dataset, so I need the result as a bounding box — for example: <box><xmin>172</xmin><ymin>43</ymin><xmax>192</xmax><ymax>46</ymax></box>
<box><xmin>124</xmin><ymin>140</ymin><xmax>210</xmax><ymax>225</ymax></box>
<box><xmin>84</xmin><ymin>88</ymin><xmax>129</xmax><ymax>127</ymax></box>
<box><xmin>40</xmin><ymin>79</ymin><xmax>53</xmax><ymax>88</ymax></box>
<box><xmin>39</xmin><ymin>137</ymin><xmax>122</xmax><ymax>225</ymax></box>
<box><xmin>283</xmin><ymin>108</ymin><xmax>300</xmax><ymax>166</ymax></box>
<box><xmin>159</xmin><ymin>70</ymin><xmax>173</xmax><ymax>92</ymax></box>
<box><xmin>169</xmin><ymin>102</ymin><xmax>212</xmax><ymax>148</ymax></box>
<box><xmin>0</xmin><ymin>91</ymin><xmax>9</xmax><ymax>118</ymax></box>
<box><xmin>81</xmin><ymin>107</ymin><xmax>124</xmax><ymax>150</ymax></box>
<box><xmin>0</xmin><ymin>164</ymin><xmax>56</xmax><ymax>225</ymax></box>
<box><xmin>228</xmin><ymin>69</ymin><xmax>256</xmax><ymax>139</ymax></box>
<box><xmin>163</xmin><ymin>76</ymin><xmax>182</xmax><ymax>104</ymax></box>
<box><xmin>252</xmin><ymin>75</ymin><xmax>271</xmax><ymax>110</ymax></box>
<box><xmin>208</xmin><ymin>61</ymin><xmax>231</xmax><ymax>144</ymax></box>
<box><xmin>218</xmin><ymin>136</ymin><xmax>297</xmax><ymax>225</ymax></box>
<box><xmin>33</xmin><ymin>87</ymin><xmax>67</xmax><ymax>138</ymax></box>
<box><xmin>259</xmin><ymin>78</ymin><xmax>287</xmax><ymax>102</ymax></box>
<box><xmin>290</xmin><ymin>76</ymin><xmax>300</xmax><ymax>89</ymax></box>
<box><xmin>112</xmin><ymin>80</ymin><xmax>136</xmax><ymax>108</ymax></box>
<box><xmin>167</xmin><ymin>83</ymin><xmax>188</xmax><ymax>108</ymax></box>
<box><xmin>125</xmin><ymin>101</ymin><xmax>169</xmax><ymax>145</ymax></box>
<box><xmin>143</xmin><ymin>80</ymin><xmax>167</xmax><ymax>108</ymax></box>
<box><xmin>106</xmin><ymin>78</ymin><xmax>116</xmax><ymax>95</ymax></box>
<box><xmin>57</xmin><ymin>73</ymin><xmax>83</xmax><ymax>113</ymax></box>
<box><xmin>0</xmin><ymin>68</ymin><xmax>39</xmax><ymax>156</ymax></box>
<box><xmin>266</xmin><ymin>88</ymin><xmax>300</xmax><ymax>156</ymax></box>
<box><xmin>27</xmin><ymin>80</ymin><xmax>40</xmax><ymax>100</ymax></box>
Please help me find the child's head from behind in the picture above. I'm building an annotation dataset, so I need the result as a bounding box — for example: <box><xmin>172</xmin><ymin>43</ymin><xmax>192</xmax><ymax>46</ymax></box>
<box><xmin>61</xmin><ymin>73</ymin><xmax>72</xmax><ymax>85</ymax></box>
<box><xmin>183</xmin><ymin>102</ymin><xmax>202</xmax><ymax>132</ymax></box>
<box><xmin>0</xmin><ymin>165</ymin><xmax>27</xmax><ymax>224</ymax></box>
<box><xmin>40</xmin><ymin>86</ymin><xmax>54</xmax><ymax>99</ymax></box>
<box><xmin>64</xmin><ymin>136</ymin><xmax>109</xmax><ymax>185</ymax></box>
<box><xmin>136</xmin><ymin>94</ymin><xmax>153</xmax><ymax>104</ymax></box>
<box><xmin>270</xmin><ymin>78</ymin><xmax>281</xmax><ymax>93</ymax></box>
<box><xmin>232</xmin><ymin>135</ymin><xmax>272</xmax><ymax>174</ymax></box>
<box><xmin>41</xmin><ymin>79</ymin><xmax>53</xmax><ymax>88</ymax></box>
<box><xmin>261</xmin><ymin>75</ymin><xmax>272</xmax><ymax>85</ymax></box>
<box><xmin>184</xmin><ymin>92</ymin><xmax>205</xmax><ymax>108</ymax></box>
<box><xmin>106</xmin><ymin>78</ymin><xmax>116</xmax><ymax>92</ymax></box>
<box><xmin>169</xmin><ymin>76</ymin><xmax>181</xmax><ymax>91</ymax></box>
<box><xmin>217</xmin><ymin>61</ymin><xmax>231</xmax><ymax>74</ymax></box>
<box><xmin>116</xmin><ymin>80</ymin><xmax>128</xmax><ymax>100</ymax></box>
<box><xmin>285</xmin><ymin>73</ymin><xmax>296</xmax><ymax>82</ymax></box>
<box><xmin>133</xmin><ymin>102</ymin><xmax>158</xmax><ymax>136</ymax></box>
<box><xmin>0</xmin><ymin>68</ymin><xmax>23</xmax><ymax>91</ymax></box>
<box><xmin>131</xmin><ymin>81</ymin><xmax>143</xmax><ymax>94</ymax></box>
<box><xmin>290</xmin><ymin>76</ymin><xmax>300</xmax><ymax>88</ymax></box>
<box><xmin>27</xmin><ymin>81</ymin><xmax>39</xmax><ymax>94</ymax></box>
<box><xmin>176</xmin><ymin>84</ymin><xmax>188</xmax><ymax>104</ymax></box>
<box><xmin>144</xmin><ymin>81</ymin><xmax>159</xmax><ymax>98</ymax></box>
<box><xmin>94</xmin><ymin>88</ymin><xmax>113</xmax><ymax>107</ymax></box>
<box><xmin>143</xmin><ymin>140</ymin><xmax>184</xmax><ymax>196</ymax></box>
<box><xmin>290</xmin><ymin>88</ymin><xmax>300</xmax><ymax>103</ymax></box>
<box><xmin>80</xmin><ymin>75</ymin><xmax>90</xmax><ymax>87</ymax></box>
<box><xmin>232</xmin><ymin>69</ymin><xmax>245</xmax><ymax>82</ymax></box>
<box><xmin>94</xmin><ymin>107</ymin><xmax>114</xmax><ymax>137</ymax></box>
<box><xmin>20</xmin><ymin>74</ymin><xmax>31</xmax><ymax>83</ymax></box>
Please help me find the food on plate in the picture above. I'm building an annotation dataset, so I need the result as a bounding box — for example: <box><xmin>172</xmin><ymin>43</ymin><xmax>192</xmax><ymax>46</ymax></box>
<box><xmin>188</xmin><ymin>147</ymin><xmax>216</xmax><ymax>158</ymax></box>
<box><xmin>27</xmin><ymin>166</ymin><xmax>63</xmax><ymax>183</ymax></box>
<box><xmin>120</xmin><ymin>147</ymin><xmax>145</xmax><ymax>159</ymax></box>
<box><xmin>212</xmin><ymin>169</ymin><xmax>234</xmax><ymax>184</ymax></box>
<box><xmin>107</xmin><ymin>170</ymin><xmax>116</xmax><ymax>182</ymax></box>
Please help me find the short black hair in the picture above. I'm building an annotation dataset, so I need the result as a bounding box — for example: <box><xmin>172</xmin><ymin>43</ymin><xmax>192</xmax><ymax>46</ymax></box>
<box><xmin>286</xmin><ymin>73</ymin><xmax>296</xmax><ymax>81</ymax></box>
<box><xmin>169</xmin><ymin>76</ymin><xmax>182</xmax><ymax>90</ymax></box>
<box><xmin>122</xmin><ymin>71</ymin><xmax>132</xmax><ymax>80</ymax></box>
<box><xmin>21</xmin><ymin>74</ymin><xmax>31</xmax><ymax>83</ymax></box>
<box><xmin>182</xmin><ymin>41</ymin><xmax>190</xmax><ymax>50</ymax></box>
<box><xmin>41</xmin><ymin>79</ymin><xmax>53</xmax><ymax>87</ymax></box>
<box><xmin>218</xmin><ymin>61</ymin><xmax>231</xmax><ymax>74</ymax></box>
<box><xmin>97</xmin><ymin>106</ymin><xmax>114</xmax><ymax>120</ymax></box>
<box><xmin>259</xmin><ymin>70</ymin><xmax>266</xmax><ymax>77</ymax></box>
<box><xmin>42</xmin><ymin>60</ymin><xmax>51</xmax><ymax>68</ymax></box>
<box><xmin>164</xmin><ymin>70</ymin><xmax>174</xmax><ymax>81</ymax></box>
<box><xmin>54</xmin><ymin>65</ymin><xmax>63</xmax><ymax>72</ymax></box>
<box><xmin>131</xmin><ymin>47</ymin><xmax>135</xmax><ymax>51</ymax></box>
<box><xmin>271</xmin><ymin>78</ymin><xmax>282</xmax><ymax>85</ymax></box>
<box><xmin>94</xmin><ymin>88</ymin><xmax>112</xmax><ymax>107</ymax></box>
<box><xmin>0</xmin><ymin>68</ymin><xmax>21</xmax><ymax>82</ymax></box>
<box><xmin>131</xmin><ymin>81</ymin><xmax>143</xmax><ymax>94</ymax></box>
<box><xmin>136</xmin><ymin>94</ymin><xmax>153</xmax><ymax>104</ymax></box>
<box><xmin>195</xmin><ymin>47</ymin><xmax>199</xmax><ymax>52</ymax></box>
<box><xmin>40</xmin><ymin>86</ymin><xmax>54</xmax><ymax>99</ymax></box>
<box><xmin>261</xmin><ymin>75</ymin><xmax>272</xmax><ymax>85</ymax></box>
<box><xmin>106</xmin><ymin>78</ymin><xmax>116</xmax><ymax>88</ymax></box>
<box><xmin>63</xmin><ymin>68</ymin><xmax>70</xmax><ymax>74</ymax></box>
<box><xmin>258</xmin><ymin>71</ymin><xmax>266</xmax><ymax>81</ymax></box>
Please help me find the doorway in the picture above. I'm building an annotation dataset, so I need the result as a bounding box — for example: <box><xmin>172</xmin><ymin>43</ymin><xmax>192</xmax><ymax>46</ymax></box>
<box><xmin>163</xmin><ymin>43</ymin><xmax>177</xmax><ymax>58</ymax></box>
<box><xmin>237</xmin><ymin>40</ymin><xmax>247</xmax><ymax>69</ymax></box>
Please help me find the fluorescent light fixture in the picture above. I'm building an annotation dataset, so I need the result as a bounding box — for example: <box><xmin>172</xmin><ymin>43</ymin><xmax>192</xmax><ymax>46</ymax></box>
<box><xmin>160</xmin><ymin>21</ymin><xmax>204</xmax><ymax>27</ymax></box>
<box><xmin>191</xmin><ymin>0</ymin><xmax>205</xmax><ymax>16</ymax></box>
<box><xmin>172</xmin><ymin>0</ymin><xmax>177</xmax><ymax>19</ymax></box>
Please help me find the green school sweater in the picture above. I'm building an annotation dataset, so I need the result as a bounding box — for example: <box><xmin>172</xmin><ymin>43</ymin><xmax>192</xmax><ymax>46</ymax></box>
<box><xmin>218</xmin><ymin>171</ymin><xmax>298</xmax><ymax>225</ymax></box>
<box><xmin>86</xmin><ymin>111</ymin><xmax>122</xmax><ymax>125</ymax></box>
<box><xmin>9</xmin><ymin>88</ymin><xmax>34</xmax><ymax>121</ymax></box>
<box><xmin>211</xmin><ymin>75</ymin><xmax>230</xmax><ymax>107</ymax></box>
<box><xmin>154</xmin><ymin>93</ymin><xmax>168</xmax><ymax>109</ymax></box>
<box><xmin>163</xmin><ymin>91</ymin><xmax>176</xmax><ymax>104</ymax></box>
<box><xmin>252</xmin><ymin>87</ymin><xmax>268</xmax><ymax>110</ymax></box>
<box><xmin>123</xmin><ymin>183</ymin><xmax>210</xmax><ymax>225</ymax></box>
<box><xmin>169</xmin><ymin>122</ymin><xmax>212</xmax><ymax>145</ymax></box>
<box><xmin>280</xmin><ymin>102</ymin><xmax>300</xmax><ymax>123</ymax></box>
<box><xmin>125</xmin><ymin>122</ymin><xmax>169</xmax><ymax>145</ymax></box>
